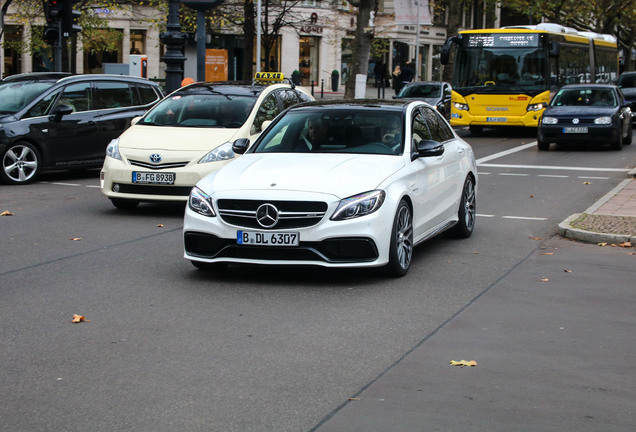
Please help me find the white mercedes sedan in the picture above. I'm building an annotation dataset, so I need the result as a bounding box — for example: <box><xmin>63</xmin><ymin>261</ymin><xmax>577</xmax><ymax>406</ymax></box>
<box><xmin>183</xmin><ymin>99</ymin><xmax>477</xmax><ymax>277</ymax></box>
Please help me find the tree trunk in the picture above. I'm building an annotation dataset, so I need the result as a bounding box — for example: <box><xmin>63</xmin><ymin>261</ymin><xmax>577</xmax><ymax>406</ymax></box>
<box><xmin>242</xmin><ymin>0</ymin><xmax>255</xmax><ymax>81</ymax></box>
<box><xmin>442</xmin><ymin>0</ymin><xmax>461</xmax><ymax>83</ymax></box>
<box><xmin>344</xmin><ymin>0</ymin><xmax>375</xmax><ymax>99</ymax></box>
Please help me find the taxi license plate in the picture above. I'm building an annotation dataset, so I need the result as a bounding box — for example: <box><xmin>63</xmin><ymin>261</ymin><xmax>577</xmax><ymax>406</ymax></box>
<box><xmin>487</xmin><ymin>117</ymin><xmax>507</xmax><ymax>122</ymax></box>
<box><xmin>237</xmin><ymin>231</ymin><xmax>299</xmax><ymax>246</ymax></box>
<box><xmin>132</xmin><ymin>172</ymin><xmax>175</xmax><ymax>184</ymax></box>
<box><xmin>563</xmin><ymin>127</ymin><xmax>588</xmax><ymax>133</ymax></box>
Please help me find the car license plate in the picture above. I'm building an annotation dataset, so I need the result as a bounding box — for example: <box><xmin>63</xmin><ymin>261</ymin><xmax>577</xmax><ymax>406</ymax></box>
<box><xmin>132</xmin><ymin>172</ymin><xmax>175</xmax><ymax>184</ymax></box>
<box><xmin>487</xmin><ymin>117</ymin><xmax>507</xmax><ymax>122</ymax></box>
<box><xmin>562</xmin><ymin>127</ymin><xmax>588</xmax><ymax>133</ymax></box>
<box><xmin>237</xmin><ymin>231</ymin><xmax>299</xmax><ymax>246</ymax></box>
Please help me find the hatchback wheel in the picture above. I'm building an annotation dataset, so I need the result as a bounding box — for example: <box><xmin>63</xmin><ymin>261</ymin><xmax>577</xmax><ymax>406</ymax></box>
<box><xmin>385</xmin><ymin>200</ymin><xmax>413</xmax><ymax>277</ymax></box>
<box><xmin>1</xmin><ymin>141</ymin><xmax>41</xmax><ymax>185</ymax></box>
<box><xmin>447</xmin><ymin>176</ymin><xmax>476</xmax><ymax>238</ymax></box>
<box><xmin>537</xmin><ymin>139</ymin><xmax>550</xmax><ymax>151</ymax></box>
<box><xmin>623</xmin><ymin>122</ymin><xmax>632</xmax><ymax>145</ymax></box>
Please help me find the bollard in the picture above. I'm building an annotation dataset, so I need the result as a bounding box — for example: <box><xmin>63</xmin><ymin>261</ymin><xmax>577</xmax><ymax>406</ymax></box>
<box><xmin>321</xmin><ymin>79</ymin><xmax>324</xmax><ymax>99</ymax></box>
<box><xmin>311</xmin><ymin>80</ymin><xmax>315</xmax><ymax>96</ymax></box>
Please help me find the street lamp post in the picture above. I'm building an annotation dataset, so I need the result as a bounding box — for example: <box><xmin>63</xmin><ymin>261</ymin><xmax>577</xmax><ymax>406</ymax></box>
<box><xmin>160</xmin><ymin>0</ymin><xmax>188</xmax><ymax>93</ymax></box>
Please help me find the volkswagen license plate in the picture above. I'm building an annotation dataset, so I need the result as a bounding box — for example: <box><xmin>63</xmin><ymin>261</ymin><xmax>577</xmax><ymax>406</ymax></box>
<box><xmin>237</xmin><ymin>231</ymin><xmax>299</xmax><ymax>246</ymax></box>
<box><xmin>132</xmin><ymin>172</ymin><xmax>175</xmax><ymax>184</ymax></box>
<box><xmin>563</xmin><ymin>127</ymin><xmax>588</xmax><ymax>133</ymax></box>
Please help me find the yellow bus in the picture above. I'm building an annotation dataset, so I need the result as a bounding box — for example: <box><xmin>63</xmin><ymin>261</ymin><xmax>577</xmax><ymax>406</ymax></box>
<box><xmin>441</xmin><ymin>24</ymin><xmax>618</xmax><ymax>134</ymax></box>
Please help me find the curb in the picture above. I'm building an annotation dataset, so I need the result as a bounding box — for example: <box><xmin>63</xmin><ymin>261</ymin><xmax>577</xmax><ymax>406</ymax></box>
<box><xmin>557</xmin><ymin>213</ymin><xmax>636</xmax><ymax>244</ymax></box>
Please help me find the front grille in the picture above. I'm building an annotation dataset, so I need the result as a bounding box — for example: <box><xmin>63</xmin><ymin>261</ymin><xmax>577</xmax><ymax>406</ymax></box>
<box><xmin>184</xmin><ymin>232</ymin><xmax>378</xmax><ymax>263</ymax></box>
<box><xmin>217</xmin><ymin>199</ymin><xmax>328</xmax><ymax>229</ymax></box>
<box><xmin>114</xmin><ymin>183</ymin><xmax>192</xmax><ymax>196</ymax></box>
<box><xmin>129</xmin><ymin>159</ymin><xmax>189</xmax><ymax>169</ymax></box>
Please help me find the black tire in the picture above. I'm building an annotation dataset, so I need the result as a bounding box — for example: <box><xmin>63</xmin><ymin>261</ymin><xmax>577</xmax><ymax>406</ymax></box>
<box><xmin>610</xmin><ymin>126</ymin><xmax>623</xmax><ymax>150</ymax></box>
<box><xmin>469</xmin><ymin>125</ymin><xmax>483</xmax><ymax>135</ymax></box>
<box><xmin>623</xmin><ymin>122</ymin><xmax>632</xmax><ymax>145</ymax></box>
<box><xmin>447</xmin><ymin>176</ymin><xmax>476</xmax><ymax>239</ymax></box>
<box><xmin>537</xmin><ymin>139</ymin><xmax>550</xmax><ymax>151</ymax></box>
<box><xmin>385</xmin><ymin>200</ymin><xmax>413</xmax><ymax>277</ymax></box>
<box><xmin>110</xmin><ymin>198</ymin><xmax>140</xmax><ymax>210</ymax></box>
<box><xmin>0</xmin><ymin>141</ymin><xmax>41</xmax><ymax>185</ymax></box>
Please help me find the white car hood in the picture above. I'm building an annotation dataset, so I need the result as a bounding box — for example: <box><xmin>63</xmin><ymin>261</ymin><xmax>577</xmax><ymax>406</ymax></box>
<box><xmin>119</xmin><ymin>125</ymin><xmax>239</xmax><ymax>151</ymax></box>
<box><xmin>202</xmin><ymin>153</ymin><xmax>405</xmax><ymax>198</ymax></box>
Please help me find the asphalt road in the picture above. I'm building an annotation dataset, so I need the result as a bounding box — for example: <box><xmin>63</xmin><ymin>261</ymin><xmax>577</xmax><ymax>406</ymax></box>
<box><xmin>1</xmin><ymin>128</ymin><xmax>635</xmax><ymax>431</ymax></box>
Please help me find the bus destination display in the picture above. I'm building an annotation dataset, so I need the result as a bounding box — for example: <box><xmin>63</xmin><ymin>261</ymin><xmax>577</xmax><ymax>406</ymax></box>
<box><xmin>465</xmin><ymin>34</ymin><xmax>540</xmax><ymax>48</ymax></box>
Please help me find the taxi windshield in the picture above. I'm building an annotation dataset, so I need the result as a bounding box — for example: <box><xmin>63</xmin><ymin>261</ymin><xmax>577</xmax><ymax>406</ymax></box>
<box><xmin>140</xmin><ymin>93</ymin><xmax>256</xmax><ymax>127</ymax></box>
<box><xmin>0</xmin><ymin>81</ymin><xmax>56</xmax><ymax>114</ymax></box>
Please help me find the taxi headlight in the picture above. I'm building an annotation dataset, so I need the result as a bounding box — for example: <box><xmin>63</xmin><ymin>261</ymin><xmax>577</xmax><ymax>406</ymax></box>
<box><xmin>105</xmin><ymin>138</ymin><xmax>122</xmax><ymax>161</ymax></box>
<box><xmin>541</xmin><ymin>116</ymin><xmax>558</xmax><ymax>125</ymax></box>
<box><xmin>594</xmin><ymin>116</ymin><xmax>612</xmax><ymax>125</ymax></box>
<box><xmin>188</xmin><ymin>187</ymin><xmax>216</xmax><ymax>217</ymax></box>
<box><xmin>527</xmin><ymin>103</ymin><xmax>545</xmax><ymax>112</ymax></box>
<box><xmin>199</xmin><ymin>142</ymin><xmax>235</xmax><ymax>164</ymax></box>
<box><xmin>331</xmin><ymin>190</ymin><xmax>385</xmax><ymax>221</ymax></box>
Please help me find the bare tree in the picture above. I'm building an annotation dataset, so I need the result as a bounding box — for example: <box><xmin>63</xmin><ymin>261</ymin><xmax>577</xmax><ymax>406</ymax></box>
<box><xmin>343</xmin><ymin>0</ymin><xmax>376</xmax><ymax>98</ymax></box>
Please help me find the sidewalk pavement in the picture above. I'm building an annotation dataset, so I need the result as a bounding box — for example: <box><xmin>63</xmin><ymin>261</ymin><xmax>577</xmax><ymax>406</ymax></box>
<box><xmin>557</xmin><ymin>167</ymin><xmax>636</xmax><ymax>244</ymax></box>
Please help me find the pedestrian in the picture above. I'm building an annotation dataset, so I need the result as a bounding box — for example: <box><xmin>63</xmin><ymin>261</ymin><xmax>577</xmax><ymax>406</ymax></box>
<box><xmin>392</xmin><ymin>65</ymin><xmax>402</xmax><ymax>95</ymax></box>
<box><xmin>400</xmin><ymin>62</ymin><xmax>414</xmax><ymax>91</ymax></box>
<box><xmin>374</xmin><ymin>62</ymin><xmax>386</xmax><ymax>88</ymax></box>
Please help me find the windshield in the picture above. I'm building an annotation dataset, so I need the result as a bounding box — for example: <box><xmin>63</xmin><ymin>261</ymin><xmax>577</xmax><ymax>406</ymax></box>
<box><xmin>551</xmin><ymin>88</ymin><xmax>617</xmax><ymax>107</ymax></box>
<box><xmin>453</xmin><ymin>47</ymin><xmax>549</xmax><ymax>96</ymax></box>
<box><xmin>140</xmin><ymin>93</ymin><xmax>256</xmax><ymax>127</ymax></box>
<box><xmin>618</xmin><ymin>74</ymin><xmax>636</xmax><ymax>88</ymax></box>
<box><xmin>399</xmin><ymin>84</ymin><xmax>440</xmax><ymax>98</ymax></box>
<box><xmin>0</xmin><ymin>81</ymin><xmax>55</xmax><ymax>114</ymax></box>
<box><xmin>253</xmin><ymin>110</ymin><xmax>403</xmax><ymax>156</ymax></box>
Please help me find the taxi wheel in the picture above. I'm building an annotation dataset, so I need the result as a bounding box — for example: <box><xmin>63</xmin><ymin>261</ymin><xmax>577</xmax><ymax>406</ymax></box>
<box><xmin>110</xmin><ymin>198</ymin><xmax>140</xmax><ymax>210</ymax></box>
<box><xmin>385</xmin><ymin>200</ymin><xmax>413</xmax><ymax>278</ymax></box>
<box><xmin>1</xmin><ymin>141</ymin><xmax>41</xmax><ymax>185</ymax></box>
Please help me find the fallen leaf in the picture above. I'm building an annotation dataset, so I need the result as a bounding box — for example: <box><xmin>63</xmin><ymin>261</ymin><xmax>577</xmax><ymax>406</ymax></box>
<box><xmin>597</xmin><ymin>242</ymin><xmax>608</xmax><ymax>247</ymax></box>
<box><xmin>450</xmin><ymin>360</ymin><xmax>477</xmax><ymax>367</ymax></box>
<box><xmin>628</xmin><ymin>252</ymin><xmax>636</xmax><ymax>255</ymax></box>
<box><xmin>529</xmin><ymin>236</ymin><xmax>543</xmax><ymax>240</ymax></box>
<box><xmin>71</xmin><ymin>314</ymin><xmax>90</xmax><ymax>323</ymax></box>
<box><xmin>157</xmin><ymin>224</ymin><xmax>164</xmax><ymax>228</ymax></box>
<box><xmin>563</xmin><ymin>269</ymin><xmax>572</xmax><ymax>273</ymax></box>
<box><xmin>583</xmin><ymin>181</ymin><xmax>591</xmax><ymax>185</ymax></box>
<box><xmin>70</xmin><ymin>237</ymin><xmax>82</xmax><ymax>241</ymax></box>
<box><xmin>349</xmin><ymin>397</ymin><xmax>360</xmax><ymax>401</ymax></box>
<box><xmin>1</xmin><ymin>210</ymin><xmax>14</xmax><ymax>216</ymax></box>
<box><xmin>529</xmin><ymin>195</ymin><xmax>534</xmax><ymax>198</ymax></box>
<box><xmin>542</xmin><ymin>252</ymin><xmax>554</xmax><ymax>255</ymax></box>
<box><xmin>619</xmin><ymin>242</ymin><xmax>632</xmax><ymax>248</ymax></box>
<box><xmin>540</xmin><ymin>278</ymin><xmax>550</xmax><ymax>282</ymax></box>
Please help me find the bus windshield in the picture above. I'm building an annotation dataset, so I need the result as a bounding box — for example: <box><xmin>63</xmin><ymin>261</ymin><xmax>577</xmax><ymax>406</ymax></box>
<box><xmin>453</xmin><ymin>47</ymin><xmax>549</xmax><ymax>96</ymax></box>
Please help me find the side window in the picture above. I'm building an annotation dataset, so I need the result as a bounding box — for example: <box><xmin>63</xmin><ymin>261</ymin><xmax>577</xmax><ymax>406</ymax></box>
<box><xmin>94</xmin><ymin>82</ymin><xmax>135</xmax><ymax>109</ymax></box>
<box><xmin>24</xmin><ymin>90</ymin><xmax>60</xmax><ymax>118</ymax></box>
<box><xmin>421</xmin><ymin>107</ymin><xmax>454</xmax><ymax>142</ymax></box>
<box><xmin>252</xmin><ymin>93</ymin><xmax>281</xmax><ymax>134</ymax></box>
<box><xmin>297</xmin><ymin>91</ymin><xmax>313</xmax><ymax>103</ymax></box>
<box><xmin>58</xmin><ymin>83</ymin><xmax>92</xmax><ymax>112</ymax></box>
<box><xmin>137</xmin><ymin>85</ymin><xmax>160</xmax><ymax>105</ymax></box>
<box><xmin>279</xmin><ymin>89</ymin><xmax>300</xmax><ymax>110</ymax></box>
<box><xmin>412</xmin><ymin>111</ymin><xmax>432</xmax><ymax>151</ymax></box>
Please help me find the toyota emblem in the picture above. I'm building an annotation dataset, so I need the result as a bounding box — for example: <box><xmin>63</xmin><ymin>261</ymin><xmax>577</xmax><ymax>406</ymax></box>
<box><xmin>149</xmin><ymin>153</ymin><xmax>162</xmax><ymax>163</ymax></box>
<box><xmin>256</xmin><ymin>203</ymin><xmax>279</xmax><ymax>228</ymax></box>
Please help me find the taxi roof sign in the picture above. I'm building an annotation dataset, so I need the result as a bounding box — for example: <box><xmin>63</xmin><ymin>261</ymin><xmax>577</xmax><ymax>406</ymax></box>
<box><xmin>254</xmin><ymin>72</ymin><xmax>285</xmax><ymax>82</ymax></box>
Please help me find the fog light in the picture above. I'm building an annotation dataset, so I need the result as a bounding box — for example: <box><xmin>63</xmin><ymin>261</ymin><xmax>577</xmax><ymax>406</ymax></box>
<box><xmin>113</xmin><ymin>183</ymin><xmax>120</xmax><ymax>192</ymax></box>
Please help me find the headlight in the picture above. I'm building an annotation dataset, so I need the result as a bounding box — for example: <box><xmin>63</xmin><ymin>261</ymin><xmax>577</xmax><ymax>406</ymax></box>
<box><xmin>199</xmin><ymin>142</ymin><xmax>235</xmax><ymax>164</ymax></box>
<box><xmin>105</xmin><ymin>138</ymin><xmax>122</xmax><ymax>160</ymax></box>
<box><xmin>594</xmin><ymin>116</ymin><xmax>612</xmax><ymax>125</ymax></box>
<box><xmin>453</xmin><ymin>102</ymin><xmax>469</xmax><ymax>111</ymax></box>
<box><xmin>331</xmin><ymin>190</ymin><xmax>385</xmax><ymax>221</ymax></box>
<box><xmin>541</xmin><ymin>116</ymin><xmax>558</xmax><ymax>125</ymax></box>
<box><xmin>188</xmin><ymin>187</ymin><xmax>216</xmax><ymax>217</ymax></box>
<box><xmin>527</xmin><ymin>103</ymin><xmax>545</xmax><ymax>112</ymax></box>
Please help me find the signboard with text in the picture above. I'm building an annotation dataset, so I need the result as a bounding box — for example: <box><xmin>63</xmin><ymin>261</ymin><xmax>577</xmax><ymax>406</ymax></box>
<box><xmin>205</xmin><ymin>49</ymin><xmax>228</xmax><ymax>81</ymax></box>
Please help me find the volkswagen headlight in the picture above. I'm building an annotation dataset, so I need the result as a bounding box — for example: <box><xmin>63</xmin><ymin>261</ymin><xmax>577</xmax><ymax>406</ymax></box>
<box><xmin>541</xmin><ymin>116</ymin><xmax>558</xmax><ymax>125</ymax></box>
<box><xmin>105</xmin><ymin>138</ymin><xmax>122</xmax><ymax>161</ymax></box>
<box><xmin>594</xmin><ymin>117</ymin><xmax>612</xmax><ymax>125</ymax></box>
<box><xmin>199</xmin><ymin>142</ymin><xmax>235</xmax><ymax>164</ymax></box>
<box><xmin>331</xmin><ymin>190</ymin><xmax>385</xmax><ymax>221</ymax></box>
<box><xmin>188</xmin><ymin>187</ymin><xmax>216</xmax><ymax>217</ymax></box>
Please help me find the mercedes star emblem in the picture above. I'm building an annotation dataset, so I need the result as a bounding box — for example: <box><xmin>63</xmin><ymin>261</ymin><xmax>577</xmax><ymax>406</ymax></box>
<box><xmin>256</xmin><ymin>203</ymin><xmax>279</xmax><ymax>228</ymax></box>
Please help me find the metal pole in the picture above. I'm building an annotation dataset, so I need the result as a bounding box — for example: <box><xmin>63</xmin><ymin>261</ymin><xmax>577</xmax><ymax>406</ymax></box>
<box><xmin>415</xmin><ymin>0</ymin><xmax>421</xmax><ymax>81</ymax></box>
<box><xmin>196</xmin><ymin>10</ymin><xmax>205</xmax><ymax>81</ymax></box>
<box><xmin>54</xmin><ymin>18</ymin><xmax>62</xmax><ymax>72</ymax></box>
<box><xmin>160</xmin><ymin>0</ymin><xmax>187</xmax><ymax>93</ymax></box>
<box><xmin>256</xmin><ymin>0</ymin><xmax>261</xmax><ymax>72</ymax></box>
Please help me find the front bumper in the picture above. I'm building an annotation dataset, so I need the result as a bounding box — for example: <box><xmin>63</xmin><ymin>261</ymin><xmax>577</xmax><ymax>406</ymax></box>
<box><xmin>538</xmin><ymin>124</ymin><xmax>620</xmax><ymax>145</ymax></box>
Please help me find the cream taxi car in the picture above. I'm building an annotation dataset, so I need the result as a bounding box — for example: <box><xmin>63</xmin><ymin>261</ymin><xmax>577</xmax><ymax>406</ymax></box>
<box><xmin>100</xmin><ymin>74</ymin><xmax>313</xmax><ymax>209</ymax></box>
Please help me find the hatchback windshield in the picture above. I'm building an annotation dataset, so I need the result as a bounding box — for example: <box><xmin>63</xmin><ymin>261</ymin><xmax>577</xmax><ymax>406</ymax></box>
<box><xmin>253</xmin><ymin>110</ymin><xmax>404</xmax><ymax>155</ymax></box>
<box><xmin>0</xmin><ymin>81</ymin><xmax>56</xmax><ymax>114</ymax></box>
<box><xmin>551</xmin><ymin>88</ymin><xmax>617</xmax><ymax>107</ymax></box>
<box><xmin>140</xmin><ymin>93</ymin><xmax>256</xmax><ymax>127</ymax></box>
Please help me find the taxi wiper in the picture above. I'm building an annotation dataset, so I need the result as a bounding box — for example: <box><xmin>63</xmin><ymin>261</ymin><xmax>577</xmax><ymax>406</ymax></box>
<box><xmin>139</xmin><ymin>120</ymin><xmax>165</xmax><ymax>126</ymax></box>
<box><xmin>202</xmin><ymin>88</ymin><xmax>232</xmax><ymax>100</ymax></box>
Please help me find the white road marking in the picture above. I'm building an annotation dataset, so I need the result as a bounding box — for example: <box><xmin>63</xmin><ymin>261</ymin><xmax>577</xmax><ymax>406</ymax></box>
<box><xmin>476</xmin><ymin>143</ymin><xmax>536</xmax><ymax>163</ymax></box>
<box><xmin>478</xmin><ymin>163</ymin><xmax>629</xmax><ymax>172</ymax></box>
<box><xmin>538</xmin><ymin>174</ymin><xmax>569</xmax><ymax>178</ymax></box>
<box><xmin>502</xmin><ymin>216</ymin><xmax>548</xmax><ymax>221</ymax></box>
<box><xmin>499</xmin><ymin>173</ymin><xmax>530</xmax><ymax>176</ymax></box>
<box><xmin>477</xmin><ymin>214</ymin><xmax>495</xmax><ymax>218</ymax></box>
<box><xmin>50</xmin><ymin>182</ymin><xmax>81</xmax><ymax>186</ymax></box>
<box><xmin>577</xmin><ymin>176</ymin><xmax>610</xmax><ymax>180</ymax></box>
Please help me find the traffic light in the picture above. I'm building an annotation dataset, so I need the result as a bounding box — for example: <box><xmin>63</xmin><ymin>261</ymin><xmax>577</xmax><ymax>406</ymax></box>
<box><xmin>61</xmin><ymin>0</ymin><xmax>81</xmax><ymax>37</ymax></box>
<box><xmin>43</xmin><ymin>0</ymin><xmax>62</xmax><ymax>45</ymax></box>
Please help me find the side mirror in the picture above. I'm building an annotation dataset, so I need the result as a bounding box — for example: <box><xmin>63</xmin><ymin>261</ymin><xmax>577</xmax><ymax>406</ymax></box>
<box><xmin>49</xmin><ymin>104</ymin><xmax>73</xmax><ymax>122</ymax></box>
<box><xmin>441</xmin><ymin>36</ymin><xmax>460</xmax><ymax>65</ymax></box>
<box><xmin>392</xmin><ymin>95</ymin><xmax>398</xmax><ymax>99</ymax></box>
<box><xmin>232</xmin><ymin>138</ymin><xmax>250</xmax><ymax>154</ymax></box>
<box><xmin>412</xmin><ymin>139</ymin><xmax>444</xmax><ymax>160</ymax></box>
